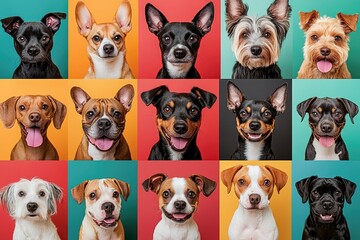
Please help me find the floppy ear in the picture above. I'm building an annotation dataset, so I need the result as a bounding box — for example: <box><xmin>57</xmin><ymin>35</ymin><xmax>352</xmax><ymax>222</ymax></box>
<box><xmin>337</xmin><ymin>98</ymin><xmax>359</xmax><ymax>124</ymax></box>
<box><xmin>227</xmin><ymin>81</ymin><xmax>244</xmax><ymax>111</ymax></box>
<box><xmin>113</xmin><ymin>179</ymin><xmax>130</xmax><ymax>201</ymax></box>
<box><xmin>221</xmin><ymin>165</ymin><xmax>243</xmax><ymax>194</ymax></box>
<box><xmin>337</xmin><ymin>13</ymin><xmax>359</xmax><ymax>34</ymax></box>
<box><xmin>0</xmin><ymin>96</ymin><xmax>20</xmax><ymax>128</ymax></box>
<box><xmin>145</xmin><ymin>3</ymin><xmax>168</xmax><ymax>35</ymax></box>
<box><xmin>41</xmin><ymin>12</ymin><xmax>66</xmax><ymax>33</ymax></box>
<box><xmin>1</xmin><ymin>16</ymin><xmax>23</xmax><ymax>36</ymax></box>
<box><xmin>335</xmin><ymin>176</ymin><xmax>356</xmax><ymax>204</ymax></box>
<box><xmin>141</xmin><ymin>85</ymin><xmax>169</xmax><ymax>106</ymax></box>
<box><xmin>115</xmin><ymin>0</ymin><xmax>132</xmax><ymax>34</ymax></box>
<box><xmin>265</xmin><ymin>165</ymin><xmax>288</xmax><ymax>198</ymax></box>
<box><xmin>48</xmin><ymin>182</ymin><xmax>63</xmax><ymax>215</ymax></box>
<box><xmin>115</xmin><ymin>84</ymin><xmax>134</xmax><ymax>112</ymax></box>
<box><xmin>75</xmin><ymin>1</ymin><xmax>95</xmax><ymax>37</ymax></box>
<box><xmin>47</xmin><ymin>96</ymin><xmax>67</xmax><ymax>129</ymax></box>
<box><xmin>299</xmin><ymin>10</ymin><xmax>320</xmax><ymax>31</ymax></box>
<box><xmin>191</xmin><ymin>87</ymin><xmax>217</xmax><ymax>109</ymax></box>
<box><xmin>297</xmin><ymin>97</ymin><xmax>317</xmax><ymax>122</ymax></box>
<box><xmin>268</xmin><ymin>83</ymin><xmax>288</xmax><ymax>114</ymax></box>
<box><xmin>71</xmin><ymin>180</ymin><xmax>89</xmax><ymax>204</ymax></box>
<box><xmin>190</xmin><ymin>174</ymin><xmax>217</xmax><ymax>197</ymax></box>
<box><xmin>0</xmin><ymin>183</ymin><xmax>16</xmax><ymax>216</ymax></box>
<box><xmin>70</xmin><ymin>86</ymin><xmax>91</xmax><ymax>114</ymax></box>
<box><xmin>192</xmin><ymin>2</ymin><xmax>214</xmax><ymax>36</ymax></box>
<box><xmin>142</xmin><ymin>173</ymin><xmax>167</xmax><ymax>194</ymax></box>
<box><xmin>295</xmin><ymin>176</ymin><xmax>317</xmax><ymax>203</ymax></box>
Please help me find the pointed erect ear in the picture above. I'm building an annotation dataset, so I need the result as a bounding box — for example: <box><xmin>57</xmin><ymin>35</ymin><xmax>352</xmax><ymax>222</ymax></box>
<box><xmin>190</xmin><ymin>175</ymin><xmax>217</xmax><ymax>197</ymax></box>
<box><xmin>267</xmin><ymin>0</ymin><xmax>291</xmax><ymax>21</ymax></box>
<box><xmin>337</xmin><ymin>13</ymin><xmax>359</xmax><ymax>34</ymax></box>
<box><xmin>227</xmin><ymin>81</ymin><xmax>244</xmax><ymax>111</ymax></box>
<box><xmin>142</xmin><ymin>173</ymin><xmax>167</xmax><ymax>194</ymax></box>
<box><xmin>191</xmin><ymin>87</ymin><xmax>217</xmax><ymax>109</ymax></box>
<box><xmin>1</xmin><ymin>16</ymin><xmax>23</xmax><ymax>36</ymax></box>
<box><xmin>47</xmin><ymin>96</ymin><xmax>67</xmax><ymax>129</ymax></box>
<box><xmin>145</xmin><ymin>3</ymin><xmax>168</xmax><ymax>35</ymax></box>
<box><xmin>75</xmin><ymin>1</ymin><xmax>95</xmax><ymax>37</ymax></box>
<box><xmin>41</xmin><ymin>12</ymin><xmax>66</xmax><ymax>33</ymax></box>
<box><xmin>334</xmin><ymin>176</ymin><xmax>356</xmax><ymax>204</ymax></box>
<box><xmin>225</xmin><ymin>0</ymin><xmax>248</xmax><ymax>22</ymax></box>
<box><xmin>295</xmin><ymin>176</ymin><xmax>317</xmax><ymax>203</ymax></box>
<box><xmin>0</xmin><ymin>96</ymin><xmax>20</xmax><ymax>128</ymax></box>
<box><xmin>115</xmin><ymin>0</ymin><xmax>132</xmax><ymax>34</ymax></box>
<box><xmin>299</xmin><ymin>10</ymin><xmax>319</xmax><ymax>31</ymax></box>
<box><xmin>337</xmin><ymin>98</ymin><xmax>359</xmax><ymax>124</ymax></box>
<box><xmin>297</xmin><ymin>97</ymin><xmax>317</xmax><ymax>122</ymax></box>
<box><xmin>268</xmin><ymin>83</ymin><xmax>288</xmax><ymax>114</ymax></box>
<box><xmin>113</xmin><ymin>179</ymin><xmax>130</xmax><ymax>201</ymax></box>
<box><xmin>115</xmin><ymin>84</ymin><xmax>134</xmax><ymax>112</ymax></box>
<box><xmin>192</xmin><ymin>2</ymin><xmax>214</xmax><ymax>36</ymax></box>
<box><xmin>221</xmin><ymin>165</ymin><xmax>243</xmax><ymax>194</ymax></box>
<box><xmin>70</xmin><ymin>87</ymin><xmax>91</xmax><ymax>114</ymax></box>
<box><xmin>71</xmin><ymin>180</ymin><xmax>89</xmax><ymax>204</ymax></box>
<box><xmin>141</xmin><ymin>85</ymin><xmax>169</xmax><ymax>106</ymax></box>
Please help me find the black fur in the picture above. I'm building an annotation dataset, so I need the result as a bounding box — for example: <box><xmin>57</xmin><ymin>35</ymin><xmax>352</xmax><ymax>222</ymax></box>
<box><xmin>232</xmin><ymin>62</ymin><xmax>282</xmax><ymax>79</ymax></box>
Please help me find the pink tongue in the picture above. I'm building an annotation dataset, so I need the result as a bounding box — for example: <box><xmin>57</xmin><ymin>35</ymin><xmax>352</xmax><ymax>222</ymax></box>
<box><xmin>173</xmin><ymin>213</ymin><xmax>187</xmax><ymax>219</ymax></box>
<box><xmin>94</xmin><ymin>138</ymin><xmax>114</xmax><ymax>151</ymax></box>
<box><xmin>26</xmin><ymin>128</ymin><xmax>43</xmax><ymax>147</ymax></box>
<box><xmin>319</xmin><ymin>137</ymin><xmax>335</xmax><ymax>148</ymax></box>
<box><xmin>171</xmin><ymin>137</ymin><xmax>188</xmax><ymax>151</ymax></box>
<box><xmin>317</xmin><ymin>60</ymin><xmax>333</xmax><ymax>73</ymax></box>
<box><xmin>103</xmin><ymin>218</ymin><xmax>115</xmax><ymax>224</ymax></box>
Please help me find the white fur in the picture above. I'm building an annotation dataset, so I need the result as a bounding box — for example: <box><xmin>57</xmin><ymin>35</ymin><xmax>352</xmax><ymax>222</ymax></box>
<box><xmin>166</xmin><ymin>145</ymin><xmax>184</xmax><ymax>160</ymax></box>
<box><xmin>88</xmin><ymin>50</ymin><xmax>126</xmax><ymax>79</ymax></box>
<box><xmin>312</xmin><ymin>138</ymin><xmax>341</xmax><ymax>160</ymax></box>
<box><xmin>245</xmin><ymin>141</ymin><xmax>265</xmax><ymax>160</ymax></box>
<box><xmin>166</xmin><ymin>61</ymin><xmax>192</xmax><ymax>79</ymax></box>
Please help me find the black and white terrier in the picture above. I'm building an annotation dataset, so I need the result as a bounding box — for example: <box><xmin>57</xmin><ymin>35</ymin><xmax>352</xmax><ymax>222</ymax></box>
<box><xmin>225</xmin><ymin>0</ymin><xmax>291</xmax><ymax>79</ymax></box>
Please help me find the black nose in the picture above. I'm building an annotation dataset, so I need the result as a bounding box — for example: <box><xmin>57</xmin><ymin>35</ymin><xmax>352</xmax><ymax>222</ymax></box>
<box><xmin>174</xmin><ymin>200</ymin><xmax>186</xmax><ymax>211</ymax></box>
<box><xmin>249</xmin><ymin>194</ymin><xmax>261</xmax><ymax>205</ymax></box>
<box><xmin>174</xmin><ymin>48</ymin><xmax>187</xmax><ymax>59</ymax></box>
<box><xmin>250</xmin><ymin>46</ymin><xmax>262</xmax><ymax>56</ymax></box>
<box><xmin>27</xmin><ymin>202</ymin><xmax>38</xmax><ymax>213</ymax></box>
<box><xmin>103</xmin><ymin>44</ymin><xmax>114</xmax><ymax>54</ymax></box>
<box><xmin>321</xmin><ymin>123</ymin><xmax>333</xmax><ymax>133</ymax></box>
<box><xmin>27</xmin><ymin>47</ymin><xmax>40</xmax><ymax>56</ymax></box>
<box><xmin>322</xmin><ymin>201</ymin><xmax>334</xmax><ymax>210</ymax></box>
<box><xmin>98</xmin><ymin>119</ymin><xmax>111</xmax><ymax>131</ymax></box>
<box><xmin>101</xmin><ymin>202</ymin><xmax>115</xmax><ymax>215</ymax></box>
<box><xmin>174</xmin><ymin>122</ymin><xmax>188</xmax><ymax>134</ymax></box>
<box><xmin>249</xmin><ymin>121</ymin><xmax>261</xmax><ymax>131</ymax></box>
<box><xmin>29</xmin><ymin>113</ymin><xmax>41</xmax><ymax>123</ymax></box>
<box><xmin>320</xmin><ymin>47</ymin><xmax>331</xmax><ymax>57</ymax></box>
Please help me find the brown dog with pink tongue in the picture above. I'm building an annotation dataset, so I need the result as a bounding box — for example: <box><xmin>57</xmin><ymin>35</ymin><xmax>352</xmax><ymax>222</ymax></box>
<box><xmin>0</xmin><ymin>95</ymin><xmax>67</xmax><ymax>160</ymax></box>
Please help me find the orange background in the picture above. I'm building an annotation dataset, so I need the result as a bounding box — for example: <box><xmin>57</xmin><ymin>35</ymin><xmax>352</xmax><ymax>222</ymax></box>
<box><xmin>220</xmin><ymin>161</ymin><xmax>292</xmax><ymax>240</ymax></box>
<box><xmin>67</xmin><ymin>79</ymin><xmax>137</xmax><ymax>160</ymax></box>
<box><xmin>0</xmin><ymin>80</ymin><xmax>68</xmax><ymax>160</ymax></box>
<box><xmin>68</xmin><ymin>0</ymin><xmax>138</xmax><ymax>78</ymax></box>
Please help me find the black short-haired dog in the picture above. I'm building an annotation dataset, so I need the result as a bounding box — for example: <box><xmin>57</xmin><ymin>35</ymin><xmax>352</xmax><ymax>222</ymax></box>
<box><xmin>296</xmin><ymin>176</ymin><xmax>356</xmax><ymax>240</ymax></box>
<box><xmin>297</xmin><ymin>97</ymin><xmax>358</xmax><ymax>160</ymax></box>
<box><xmin>145</xmin><ymin>2</ymin><xmax>214</xmax><ymax>79</ymax></box>
<box><xmin>1</xmin><ymin>13</ymin><xmax>66</xmax><ymax>79</ymax></box>
<box><xmin>227</xmin><ymin>81</ymin><xmax>288</xmax><ymax>160</ymax></box>
<box><xmin>141</xmin><ymin>85</ymin><xmax>217</xmax><ymax>160</ymax></box>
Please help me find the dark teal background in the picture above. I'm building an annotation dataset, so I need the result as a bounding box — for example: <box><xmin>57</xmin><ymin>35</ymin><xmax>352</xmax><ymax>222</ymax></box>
<box><xmin>68</xmin><ymin>161</ymin><xmax>138</xmax><ymax>240</ymax></box>
<box><xmin>292</xmin><ymin>161</ymin><xmax>360</xmax><ymax>239</ymax></box>
<box><xmin>0</xmin><ymin>0</ymin><xmax>68</xmax><ymax>78</ymax></box>
<box><xmin>292</xmin><ymin>0</ymin><xmax>360</xmax><ymax>78</ymax></box>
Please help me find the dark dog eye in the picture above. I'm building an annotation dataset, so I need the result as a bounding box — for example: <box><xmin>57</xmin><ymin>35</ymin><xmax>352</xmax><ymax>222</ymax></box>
<box><xmin>263</xmin><ymin>110</ymin><xmax>272</xmax><ymax>119</ymax></box>
<box><xmin>89</xmin><ymin>192</ymin><xmax>96</xmax><ymax>200</ymax></box>
<box><xmin>263</xmin><ymin>32</ymin><xmax>271</xmax><ymax>38</ymax></box>
<box><xmin>163</xmin><ymin>190</ymin><xmax>170</xmax><ymax>199</ymax></box>
<box><xmin>188</xmin><ymin>190</ymin><xmax>196</xmax><ymax>199</ymax></box>
<box><xmin>18</xmin><ymin>36</ymin><xmax>26</xmax><ymax>42</ymax></box>
<box><xmin>114</xmin><ymin>35</ymin><xmax>122</xmax><ymax>42</ymax></box>
<box><xmin>41</xmin><ymin>36</ymin><xmax>49</xmax><ymax>42</ymax></box>
<box><xmin>334</xmin><ymin>36</ymin><xmax>342</xmax><ymax>42</ymax></box>
<box><xmin>163</xmin><ymin>35</ymin><xmax>171</xmax><ymax>44</ymax></box>
<box><xmin>238</xmin><ymin>179</ymin><xmax>245</xmax><ymax>186</ymax></box>
<box><xmin>311</xmin><ymin>35</ymin><xmax>318</xmax><ymax>41</ymax></box>
<box><xmin>190</xmin><ymin>107</ymin><xmax>199</xmax><ymax>116</ymax></box>
<box><xmin>163</xmin><ymin>106</ymin><xmax>173</xmax><ymax>114</ymax></box>
<box><xmin>113</xmin><ymin>191</ymin><xmax>119</xmax><ymax>198</ymax></box>
<box><xmin>263</xmin><ymin>179</ymin><xmax>271</xmax><ymax>187</ymax></box>
<box><xmin>86</xmin><ymin>111</ymin><xmax>95</xmax><ymax>119</ymax></box>
<box><xmin>242</xmin><ymin>32</ymin><xmax>249</xmax><ymax>38</ymax></box>
<box><xmin>239</xmin><ymin>110</ymin><xmax>247</xmax><ymax>118</ymax></box>
<box><xmin>42</xmin><ymin>104</ymin><xmax>48</xmax><ymax>110</ymax></box>
<box><xmin>312</xmin><ymin>190</ymin><xmax>319</xmax><ymax>197</ymax></box>
<box><xmin>39</xmin><ymin>191</ymin><xmax>46</xmax><ymax>197</ymax></box>
<box><xmin>18</xmin><ymin>191</ymin><xmax>25</xmax><ymax>197</ymax></box>
<box><xmin>189</xmin><ymin>35</ymin><xmax>198</xmax><ymax>44</ymax></box>
<box><xmin>19</xmin><ymin>105</ymin><xmax>26</xmax><ymax>111</ymax></box>
<box><xmin>311</xmin><ymin>111</ymin><xmax>318</xmax><ymax>117</ymax></box>
<box><xmin>113</xmin><ymin>111</ymin><xmax>122</xmax><ymax>118</ymax></box>
<box><xmin>92</xmin><ymin>35</ymin><xmax>101</xmax><ymax>42</ymax></box>
<box><xmin>334</xmin><ymin>191</ymin><xmax>342</xmax><ymax>197</ymax></box>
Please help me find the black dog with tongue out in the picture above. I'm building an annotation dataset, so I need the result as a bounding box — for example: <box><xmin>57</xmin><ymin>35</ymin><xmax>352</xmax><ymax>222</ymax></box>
<box><xmin>141</xmin><ymin>85</ymin><xmax>217</xmax><ymax>160</ymax></box>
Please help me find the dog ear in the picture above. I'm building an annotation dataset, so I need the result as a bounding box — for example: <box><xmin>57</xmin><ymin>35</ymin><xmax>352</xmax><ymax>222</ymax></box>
<box><xmin>226</xmin><ymin>0</ymin><xmax>248</xmax><ymax>21</ymax></box>
<box><xmin>295</xmin><ymin>176</ymin><xmax>317</xmax><ymax>203</ymax></box>
<box><xmin>265</xmin><ymin>165</ymin><xmax>288</xmax><ymax>198</ymax></box>
<box><xmin>115</xmin><ymin>84</ymin><xmax>135</xmax><ymax>112</ymax></box>
<box><xmin>299</xmin><ymin>10</ymin><xmax>320</xmax><ymax>31</ymax></box>
<box><xmin>1</xmin><ymin>16</ymin><xmax>24</xmax><ymax>36</ymax></box>
<box><xmin>142</xmin><ymin>173</ymin><xmax>167</xmax><ymax>194</ymax></box>
<box><xmin>41</xmin><ymin>13</ymin><xmax>66</xmax><ymax>33</ymax></box>
<box><xmin>48</xmin><ymin>182</ymin><xmax>63</xmax><ymax>215</ymax></box>
<box><xmin>0</xmin><ymin>183</ymin><xmax>16</xmax><ymax>216</ymax></box>
<box><xmin>221</xmin><ymin>165</ymin><xmax>243</xmax><ymax>194</ymax></box>
<box><xmin>70</xmin><ymin>86</ymin><xmax>91</xmax><ymax>114</ymax></box>
<box><xmin>76</xmin><ymin>1</ymin><xmax>95</xmax><ymax>37</ymax></box>
<box><xmin>192</xmin><ymin>2</ymin><xmax>214</xmax><ymax>36</ymax></box>
<box><xmin>0</xmin><ymin>96</ymin><xmax>20</xmax><ymax>128</ymax></box>
<box><xmin>47</xmin><ymin>96</ymin><xmax>67</xmax><ymax>129</ymax></box>
<box><xmin>335</xmin><ymin>176</ymin><xmax>356</xmax><ymax>204</ymax></box>
<box><xmin>113</xmin><ymin>179</ymin><xmax>130</xmax><ymax>201</ymax></box>
<box><xmin>141</xmin><ymin>85</ymin><xmax>169</xmax><ymax>106</ymax></box>
<box><xmin>190</xmin><ymin>174</ymin><xmax>217</xmax><ymax>197</ymax></box>
<box><xmin>337</xmin><ymin>13</ymin><xmax>359</xmax><ymax>34</ymax></box>
<box><xmin>269</xmin><ymin>83</ymin><xmax>288</xmax><ymax>114</ymax></box>
<box><xmin>337</xmin><ymin>98</ymin><xmax>359</xmax><ymax>124</ymax></box>
<box><xmin>71</xmin><ymin>180</ymin><xmax>89</xmax><ymax>204</ymax></box>
<box><xmin>227</xmin><ymin>81</ymin><xmax>245</xmax><ymax>111</ymax></box>
<box><xmin>115</xmin><ymin>0</ymin><xmax>132</xmax><ymax>34</ymax></box>
<box><xmin>145</xmin><ymin>3</ymin><xmax>168</xmax><ymax>35</ymax></box>
<box><xmin>297</xmin><ymin>97</ymin><xmax>317</xmax><ymax>122</ymax></box>
<box><xmin>191</xmin><ymin>87</ymin><xmax>217</xmax><ymax>109</ymax></box>
<box><xmin>267</xmin><ymin>0</ymin><xmax>291</xmax><ymax>21</ymax></box>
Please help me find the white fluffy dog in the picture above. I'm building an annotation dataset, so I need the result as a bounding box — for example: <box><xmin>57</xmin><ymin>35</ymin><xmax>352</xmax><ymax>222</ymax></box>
<box><xmin>0</xmin><ymin>178</ymin><xmax>63</xmax><ymax>240</ymax></box>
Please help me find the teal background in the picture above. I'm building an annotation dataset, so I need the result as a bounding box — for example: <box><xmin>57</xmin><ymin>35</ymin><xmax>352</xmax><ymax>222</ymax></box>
<box><xmin>292</xmin><ymin>80</ymin><xmax>360</xmax><ymax>160</ymax></box>
<box><xmin>292</xmin><ymin>0</ymin><xmax>360</xmax><ymax>78</ymax></box>
<box><xmin>221</xmin><ymin>0</ymin><xmax>293</xmax><ymax>79</ymax></box>
<box><xmin>68</xmin><ymin>161</ymin><xmax>138</xmax><ymax>240</ymax></box>
<box><xmin>0</xmin><ymin>0</ymin><xmax>68</xmax><ymax>78</ymax></box>
<box><xmin>292</xmin><ymin>161</ymin><xmax>360</xmax><ymax>239</ymax></box>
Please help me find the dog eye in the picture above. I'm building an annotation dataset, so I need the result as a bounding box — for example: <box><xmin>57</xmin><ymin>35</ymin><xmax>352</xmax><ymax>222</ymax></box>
<box><xmin>312</xmin><ymin>190</ymin><xmax>319</xmax><ymax>197</ymax></box>
<box><xmin>238</xmin><ymin>179</ymin><xmax>246</xmax><ymax>186</ymax></box>
<box><xmin>113</xmin><ymin>111</ymin><xmax>122</xmax><ymax>118</ymax></box>
<box><xmin>311</xmin><ymin>111</ymin><xmax>318</xmax><ymax>117</ymax></box>
<box><xmin>163</xmin><ymin>35</ymin><xmax>171</xmax><ymax>44</ymax></box>
<box><xmin>41</xmin><ymin>36</ymin><xmax>49</xmax><ymax>42</ymax></box>
<box><xmin>163</xmin><ymin>106</ymin><xmax>173</xmax><ymax>114</ymax></box>
<box><xmin>242</xmin><ymin>32</ymin><xmax>249</xmax><ymax>38</ymax></box>
<box><xmin>263</xmin><ymin>32</ymin><xmax>271</xmax><ymax>38</ymax></box>
<box><xmin>162</xmin><ymin>190</ymin><xmax>170</xmax><ymax>199</ymax></box>
<box><xmin>239</xmin><ymin>110</ymin><xmax>247</xmax><ymax>118</ymax></box>
<box><xmin>113</xmin><ymin>191</ymin><xmax>119</xmax><ymax>198</ymax></box>
<box><xmin>92</xmin><ymin>35</ymin><xmax>101</xmax><ymax>42</ymax></box>
<box><xmin>19</xmin><ymin>105</ymin><xmax>26</xmax><ymax>111</ymax></box>
<box><xmin>190</xmin><ymin>107</ymin><xmax>199</xmax><ymax>116</ymax></box>
<box><xmin>189</xmin><ymin>35</ymin><xmax>198</xmax><ymax>43</ymax></box>
<box><xmin>311</xmin><ymin>35</ymin><xmax>318</xmax><ymax>41</ymax></box>
<box><xmin>42</xmin><ymin>104</ymin><xmax>48</xmax><ymax>110</ymax></box>
<box><xmin>263</xmin><ymin>179</ymin><xmax>271</xmax><ymax>187</ymax></box>
<box><xmin>89</xmin><ymin>192</ymin><xmax>96</xmax><ymax>200</ymax></box>
<box><xmin>188</xmin><ymin>191</ymin><xmax>196</xmax><ymax>199</ymax></box>
<box><xmin>334</xmin><ymin>191</ymin><xmax>341</xmax><ymax>196</ymax></box>
<box><xmin>18</xmin><ymin>36</ymin><xmax>26</xmax><ymax>42</ymax></box>
<box><xmin>334</xmin><ymin>36</ymin><xmax>342</xmax><ymax>42</ymax></box>
<box><xmin>263</xmin><ymin>110</ymin><xmax>272</xmax><ymax>118</ymax></box>
<box><xmin>39</xmin><ymin>191</ymin><xmax>46</xmax><ymax>197</ymax></box>
<box><xmin>18</xmin><ymin>191</ymin><xmax>25</xmax><ymax>197</ymax></box>
<box><xmin>86</xmin><ymin>111</ymin><xmax>95</xmax><ymax>119</ymax></box>
<box><xmin>113</xmin><ymin>35</ymin><xmax>122</xmax><ymax>42</ymax></box>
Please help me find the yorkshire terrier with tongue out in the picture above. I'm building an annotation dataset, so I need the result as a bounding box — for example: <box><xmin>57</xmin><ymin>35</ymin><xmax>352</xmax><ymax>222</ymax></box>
<box><xmin>297</xmin><ymin>10</ymin><xmax>359</xmax><ymax>79</ymax></box>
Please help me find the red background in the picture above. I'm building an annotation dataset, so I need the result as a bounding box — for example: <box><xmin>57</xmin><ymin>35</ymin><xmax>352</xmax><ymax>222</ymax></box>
<box><xmin>138</xmin><ymin>0</ymin><xmax>221</xmax><ymax>79</ymax></box>
<box><xmin>137</xmin><ymin>79</ymin><xmax>219</xmax><ymax>160</ymax></box>
<box><xmin>0</xmin><ymin>161</ymin><xmax>68</xmax><ymax>240</ymax></box>
<box><xmin>138</xmin><ymin>161</ymin><xmax>219</xmax><ymax>239</ymax></box>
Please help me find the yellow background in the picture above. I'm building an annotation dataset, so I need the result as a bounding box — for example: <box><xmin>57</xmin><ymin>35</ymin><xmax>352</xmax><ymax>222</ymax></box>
<box><xmin>220</xmin><ymin>161</ymin><xmax>292</xmax><ymax>240</ymax></box>
<box><xmin>68</xmin><ymin>0</ymin><xmax>139</xmax><ymax>78</ymax></box>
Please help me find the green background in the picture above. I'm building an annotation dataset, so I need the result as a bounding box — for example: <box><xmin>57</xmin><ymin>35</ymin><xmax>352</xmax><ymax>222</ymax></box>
<box><xmin>292</xmin><ymin>161</ymin><xmax>360</xmax><ymax>239</ymax></box>
<box><xmin>68</xmin><ymin>161</ymin><xmax>138</xmax><ymax>240</ymax></box>
<box><xmin>292</xmin><ymin>80</ymin><xmax>360</xmax><ymax>160</ymax></box>
<box><xmin>292</xmin><ymin>0</ymin><xmax>360</xmax><ymax>78</ymax></box>
<box><xmin>221</xmin><ymin>0</ymin><xmax>293</xmax><ymax>79</ymax></box>
<box><xmin>0</xmin><ymin>0</ymin><xmax>68</xmax><ymax>78</ymax></box>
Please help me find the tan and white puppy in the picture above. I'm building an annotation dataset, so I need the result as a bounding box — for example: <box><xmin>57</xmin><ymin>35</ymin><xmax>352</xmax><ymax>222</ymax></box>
<box><xmin>142</xmin><ymin>173</ymin><xmax>217</xmax><ymax>240</ymax></box>
<box><xmin>0</xmin><ymin>95</ymin><xmax>67</xmax><ymax>160</ymax></box>
<box><xmin>0</xmin><ymin>178</ymin><xmax>63</xmax><ymax>240</ymax></box>
<box><xmin>70</xmin><ymin>84</ymin><xmax>134</xmax><ymax>160</ymax></box>
<box><xmin>71</xmin><ymin>178</ymin><xmax>130</xmax><ymax>240</ymax></box>
<box><xmin>75</xmin><ymin>0</ymin><xmax>134</xmax><ymax>79</ymax></box>
<box><xmin>221</xmin><ymin>165</ymin><xmax>288</xmax><ymax>240</ymax></box>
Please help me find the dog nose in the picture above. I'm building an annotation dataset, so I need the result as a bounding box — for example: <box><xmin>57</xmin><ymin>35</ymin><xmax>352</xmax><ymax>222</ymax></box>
<box><xmin>321</xmin><ymin>123</ymin><xmax>333</xmax><ymax>133</ymax></box>
<box><xmin>27</xmin><ymin>202</ymin><xmax>38</xmax><ymax>213</ymax></box>
<box><xmin>250</xmin><ymin>46</ymin><xmax>262</xmax><ymax>56</ymax></box>
<box><xmin>27</xmin><ymin>47</ymin><xmax>40</xmax><ymax>56</ymax></box>
<box><xmin>174</xmin><ymin>49</ymin><xmax>187</xmax><ymax>59</ymax></box>
<box><xmin>249</xmin><ymin>121</ymin><xmax>261</xmax><ymax>131</ymax></box>
<box><xmin>249</xmin><ymin>194</ymin><xmax>261</xmax><ymax>205</ymax></box>
<box><xmin>322</xmin><ymin>201</ymin><xmax>334</xmax><ymax>210</ymax></box>
<box><xmin>29</xmin><ymin>113</ymin><xmax>41</xmax><ymax>123</ymax></box>
<box><xmin>320</xmin><ymin>47</ymin><xmax>331</xmax><ymax>57</ymax></box>
<box><xmin>174</xmin><ymin>200</ymin><xmax>187</xmax><ymax>211</ymax></box>
<box><xmin>101</xmin><ymin>202</ymin><xmax>115</xmax><ymax>215</ymax></box>
<box><xmin>174</xmin><ymin>122</ymin><xmax>188</xmax><ymax>134</ymax></box>
<box><xmin>103</xmin><ymin>44</ymin><xmax>114</xmax><ymax>54</ymax></box>
<box><xmin>98</xmin><ymin>119</ymin><xmax>111</xmax><ymax>131</ymax></box>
